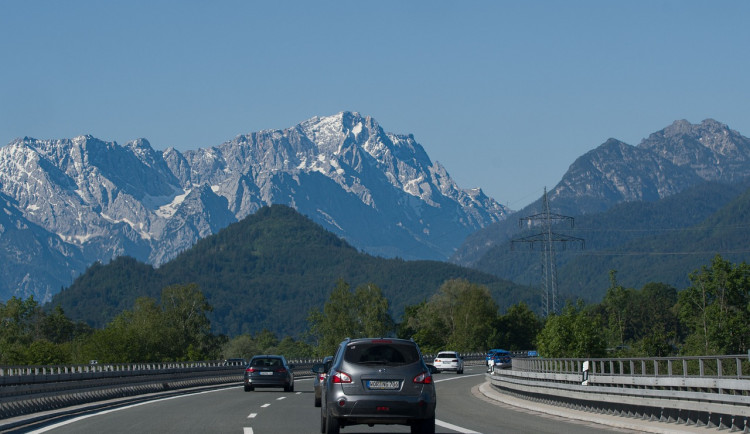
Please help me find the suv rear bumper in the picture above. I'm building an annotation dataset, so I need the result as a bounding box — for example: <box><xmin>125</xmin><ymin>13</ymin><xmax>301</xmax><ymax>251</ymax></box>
<box><xmin>328</xmin><ymin>393</ymin><xmax>436</xmax><ymax>421</ymax></box>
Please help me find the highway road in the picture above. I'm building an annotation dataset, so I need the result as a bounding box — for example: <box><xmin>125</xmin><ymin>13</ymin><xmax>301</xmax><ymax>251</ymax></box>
<box><xmin>22</xmin><ymin>365</ymin><xmax>634</xmax><ymax>434</ymax></box>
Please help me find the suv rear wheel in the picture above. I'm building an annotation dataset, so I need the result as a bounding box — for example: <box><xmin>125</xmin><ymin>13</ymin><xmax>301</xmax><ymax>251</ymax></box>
<box><xmin>325</xmin><ymin>411</ymin><xmax>340</xmax><ymax>434</ymax></box>
<box><xmin>411</xmin><ymin>416</ymin><xmax>435</xmax><ymax>434</ymax></box>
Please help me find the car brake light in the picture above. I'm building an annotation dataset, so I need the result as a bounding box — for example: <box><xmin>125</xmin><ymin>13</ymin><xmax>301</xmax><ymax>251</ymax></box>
<box><xmin>246</xmin><ymin>367</ymin><xmax>256</xmax><ymax>373</ymax></box>
<box><xmin>413</xmin><ymin>371</ymin><xmax>432</xmax><ymax>384</ymax></box>
<box><xmin>332</xmin><ymin>370</ymin><xmax>352</xmax><ymax>383</ymax></box>
<box><xmin>276</xmin><ymin>368</ymin><xmax>287</xmax><ymax>373</ymax></box>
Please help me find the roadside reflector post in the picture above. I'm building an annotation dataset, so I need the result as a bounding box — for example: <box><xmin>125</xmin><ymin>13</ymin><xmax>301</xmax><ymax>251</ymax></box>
<box><xmin>582</xmin><ymin>360</ymin><xmax>590</xmax><ymax>386</ymax></box>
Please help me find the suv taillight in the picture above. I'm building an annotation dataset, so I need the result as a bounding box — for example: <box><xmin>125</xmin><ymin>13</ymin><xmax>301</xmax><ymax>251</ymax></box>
<box><xmin>413</xmin><ymin>371</ymin><xmax>432</xmax><ymax>384</ymax></box>
<box><xmin>246</xmin><ymin>367</ymin><xmax>256</xmax><ymax>373</ymax></box>
<box><xmin>331</xmin><ymin>370</ymin><xmax>352</xmax><ymax>383</ymax></box>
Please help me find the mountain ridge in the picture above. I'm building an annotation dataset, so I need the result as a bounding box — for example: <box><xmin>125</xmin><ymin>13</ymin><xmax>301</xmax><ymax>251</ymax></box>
<box><xmin>0</xmin><ymin>112</ymin><xmax>507</xmax><ymax>302</ymax></box>
<box><xmin>452</xmin><ymin>119</ymin><xmax>750</xmax><ymax>266</ymax></box>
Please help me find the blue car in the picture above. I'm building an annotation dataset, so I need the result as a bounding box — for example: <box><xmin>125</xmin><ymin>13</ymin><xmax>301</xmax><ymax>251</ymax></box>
<box><xmin>485</xmin><ymin>349</ymin><xmax>504</xmax><ymax>366</ymax></box>
<box><xmin>488</xmin><ymin>350</ymin><xmax>512</xmax><ymax>371</ymax></box>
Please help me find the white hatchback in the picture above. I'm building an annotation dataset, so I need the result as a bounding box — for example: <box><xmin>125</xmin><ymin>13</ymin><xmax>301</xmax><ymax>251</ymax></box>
<box><xmin>433</xmin><ymin>351</ymin><xmax>464</xmax><ymax>374</ymax></box>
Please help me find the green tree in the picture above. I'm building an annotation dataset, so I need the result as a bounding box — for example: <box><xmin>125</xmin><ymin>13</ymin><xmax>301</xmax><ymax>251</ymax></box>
<box><xmin>629</xmin><ymin>282</ymin><xmax>679</xmax><ymax>356</ymax></box>
<box><xmin>0</xmin><ymin>296</ymin><xmax>85</xmax><ymax>365</ymax></box>
<box><xmin>40</xmin><ymin>306</ymin><xmax>79</xmax><ymax>344</ymax></box>
<box><xmin>403</xmin><ymin>279</ymin><xmax>498</xmax><ymax>353</ymax></box>
<box><xmin>222</xmin><ymin>334</ymin><xmax>260</xmax><ymax>360</ymax></box>
<box><xmin>400</xmin><ymin>301</ymin><xmax>446</xmax><ymax>353</ymax></box>
<box><xmin>447</xmin><ymin>281</ymin><xmax>498</xmax><ymax>351</ymax></box>
<box><xmin>493</xmin><ymin>302</ymin><xmax>542</xmax><ymax>351</ymax></box>
<box><xmin>678</xmin><ymin>255</ymin><xmax>750</xmax><ymax>355</ymax></box>
<box><xmin>353</xmin><ymin>283</ymin><xmax>394</xmax><ymax>338</ymax></box>
<box><xmin>308</xmin><ymin>279</ymin><xmax>394</xmax><ymax>356</ymax></box>
<box><xmin>84</xmin><ymin>285</ymin><xmax>217</xmax><ymax>363</ymax></box>
<box><xmin>536</xmin><ymin>300</ymin><xmax>606</xmax><ymax>358</ymax></box>
<box><xmin>273</xmin><ymin>336</ymin><xmax>314</xmax><ymax>359</ymax></box>
<box><xmin>26</xmin><ymin>340</ymin><xmax>70</xmax><ymax>365</ymax></box>
<box><xmin>254</xmin><ymin>329</ymin><xmax>280</xmax><ymax>352</ymax></box>
<box><xmin>87</xmin><ymin>296</ymin><xmax>166</xmax><ymax>362</ymax></box>
<box><xmin>601</xmin><ymin>270</ymin><xmax>635</xmax><ymax>348</ymax></box>
<box><xmin>161</xmin><ymin>283</ymin><xmax>214</xmax><ymax>360</ymax></box>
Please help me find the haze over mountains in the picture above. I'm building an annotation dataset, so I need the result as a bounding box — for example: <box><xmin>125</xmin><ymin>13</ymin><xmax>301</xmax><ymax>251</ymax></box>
<box><xmin>2</xmin><ymin>114</ymin><xmax>750</xmax><ymax>306</ymax></box>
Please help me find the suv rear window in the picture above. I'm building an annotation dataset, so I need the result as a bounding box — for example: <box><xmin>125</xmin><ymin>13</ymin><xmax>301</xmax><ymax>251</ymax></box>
<box><xmin>437</xmin><ymin>352</ymin><xmax>457</xmax><ymax>358</ymax></box>
<box><xmin>344</xmin><ymin>341</ymin><xmax>420</xmax><ymax>366</ymax></box>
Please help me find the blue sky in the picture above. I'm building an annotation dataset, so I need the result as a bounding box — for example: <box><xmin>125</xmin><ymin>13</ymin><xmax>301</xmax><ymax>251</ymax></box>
<box><xmin>2</xmin><ymin>1</ymin><xmax>749</xmax><ymax>210</ymax></box>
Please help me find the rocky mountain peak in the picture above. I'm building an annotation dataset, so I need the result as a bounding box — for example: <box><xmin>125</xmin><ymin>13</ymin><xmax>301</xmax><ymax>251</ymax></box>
<box><xmin>452</xmin><ymin>119</ymin><xmax>750</xmax><ymax>268</ymax></box>
<box><xmin>638</xmin><ymin>119</ymin><xmax>750</xmax><ymax>181</ymax></box>
<box><xmin>0</xmin><ymin>113</ymin><xmax>507</xmax><ymax>302</ymax></box>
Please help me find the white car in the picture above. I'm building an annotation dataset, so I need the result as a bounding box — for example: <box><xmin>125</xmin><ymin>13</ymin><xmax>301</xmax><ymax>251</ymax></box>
<box><xmin>433</xmin><ymin>351</ymin><xmax>464</xmax><ymax>374</ymax></box>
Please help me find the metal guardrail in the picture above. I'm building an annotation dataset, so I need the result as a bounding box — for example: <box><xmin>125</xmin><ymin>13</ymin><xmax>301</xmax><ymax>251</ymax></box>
<box><xmin>0</xmin><ymin>359</ymin><xmax>321</xmax><ymax>386</ymax></box>
<box><xmin>490</xmin><ymin>354</ymin><xmax>750</xmax><ymax>432</ymax></box>
<box><xmin>0</xmin><ymin>359</ymin><xmax>319</xmax><ymax>424</ymax></box>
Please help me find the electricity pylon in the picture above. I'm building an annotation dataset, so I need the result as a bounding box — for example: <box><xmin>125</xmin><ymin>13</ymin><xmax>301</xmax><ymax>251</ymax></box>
<box><xmin>511</xmin><ymin>187</ymin><xmax>584</xmax><ymax>317</ymax></box>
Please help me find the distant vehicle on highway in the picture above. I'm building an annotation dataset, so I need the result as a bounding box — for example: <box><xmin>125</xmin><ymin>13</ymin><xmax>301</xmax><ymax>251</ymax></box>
<box><xmin>243</xmin><ymin>355</ymin><xmax>295</xmax><ymax>392</ymax></box>
<box><xmin>312</xmin><ymin>355</ymin><xmax>333</xmax><ymax>407</ymax></box>
<box><xmin>488</xmin><ymin>350</ymin><xmax>512</xmax><ymax>372</ymax></box>
<box><xmin>433</xmin><ymin>351</ymin><xmax>464</xmax><ymax>374</ymax></box>
<box><xmin>485</xmin><ymin>348</ymin><xmax>506</xmax><ymax>365</ymax></box>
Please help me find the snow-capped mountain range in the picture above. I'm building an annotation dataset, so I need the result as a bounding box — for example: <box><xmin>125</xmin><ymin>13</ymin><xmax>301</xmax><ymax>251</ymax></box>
<box><xmin>0</xmin><ymin>112</ymin><xmax>508</xmax><ymax>302</ymax></box>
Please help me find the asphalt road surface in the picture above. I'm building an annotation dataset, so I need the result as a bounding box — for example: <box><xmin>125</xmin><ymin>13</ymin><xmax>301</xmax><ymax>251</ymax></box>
<box><xmin>23</xmin><ymin>365</ymin><xmax>635</xmax><ymax>433</ymax></box>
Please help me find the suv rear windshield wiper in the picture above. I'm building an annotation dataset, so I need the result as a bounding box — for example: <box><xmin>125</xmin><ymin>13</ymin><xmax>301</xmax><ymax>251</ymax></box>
<box><xmin>358</xmin><ymin>359</ymin><xmax>389</xmax><ymax>365</ymax></box>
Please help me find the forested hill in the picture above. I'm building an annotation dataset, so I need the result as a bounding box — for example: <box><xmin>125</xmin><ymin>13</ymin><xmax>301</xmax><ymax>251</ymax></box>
<box><xmin>472</xmin><ymin>180</ymin><xmax>750</xmax><ymax>302</ymax></box>
<box><xmin>50</xmin><ymin>205</ymin><xmax>532</xmax><ymax>337</ymax></box>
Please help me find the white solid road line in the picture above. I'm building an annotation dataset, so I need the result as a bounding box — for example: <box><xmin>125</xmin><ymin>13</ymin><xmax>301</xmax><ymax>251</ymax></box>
<box><xmin>25</xmin><ymin>388</ymin><xmax>231</xmax><ymax>434</ymax></box>
<box><xmin>434</xmin><ymin>373</ymin><xmax>483</xmax><ymax>383</ymax></box>
<box><xmin>434</xmin><ymin>373</ymin><xmax>484</xmax><ymax>433</ymax></box>
<box><xmin>437</xmin><ymin>419</ymin><xmax>481</xmax><ymax>434</ymax></box>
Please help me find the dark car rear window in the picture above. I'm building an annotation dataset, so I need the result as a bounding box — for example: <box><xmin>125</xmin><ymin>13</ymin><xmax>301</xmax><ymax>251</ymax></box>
<box><xmin>251</xmin><ymin>357</ymin><xmax>282</xmax><ymax>367</ymax></box>
<box><xmin>344</xmin><ymin>341</ymin><xmax>420</xmax><ymax>366</ymax></box>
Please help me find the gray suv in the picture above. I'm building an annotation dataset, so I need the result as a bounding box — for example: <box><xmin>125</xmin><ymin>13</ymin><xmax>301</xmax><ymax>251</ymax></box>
<box><xmin>318</xmin><ymin>338</ymin><xmax>436</xmax><ymax>434</ymax></box>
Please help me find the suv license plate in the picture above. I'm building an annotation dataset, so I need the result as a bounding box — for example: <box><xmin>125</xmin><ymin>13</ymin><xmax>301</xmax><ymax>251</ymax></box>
<box><xmin>367</xmin><ymin>380</ymin><xmax>400</xmax><ymax>390</ymax></box>
<box><xmin>260</xmin><ymin>372</ymin><xmax>273</xmax><ymax>375</ymax></box>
